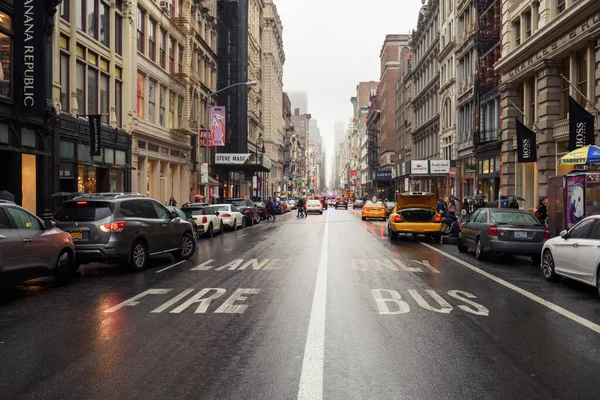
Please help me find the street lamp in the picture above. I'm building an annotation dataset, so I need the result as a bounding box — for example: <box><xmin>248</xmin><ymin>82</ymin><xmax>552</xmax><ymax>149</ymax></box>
<box><xmin>204</xmin><ymin>81</ymin><xmax>257</xmax><ymax>198</ymax></box>
<box><xmin>255</xmin><ymin>134</ymin><xmax>265</xmax><ymax>199</ymax></box>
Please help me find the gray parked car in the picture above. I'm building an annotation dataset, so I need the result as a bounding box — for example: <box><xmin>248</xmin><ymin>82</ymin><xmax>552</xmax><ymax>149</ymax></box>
<box><xmin>54</xmin><ymin>194</ymin><xmax>196</xmax><ymax>271</ymax></box>
<box><xmin>0</xmin><ymin>201</ymin><xmax>75</xmax><ymax>286</ymax></box>
<box><xmin>458</xmin><ymin>207</ymin><xmax>549</xmax><ymax>264</ymax></box>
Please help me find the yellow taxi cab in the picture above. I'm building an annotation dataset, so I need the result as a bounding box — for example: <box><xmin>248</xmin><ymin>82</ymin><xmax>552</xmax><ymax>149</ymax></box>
<box><xmin>388</xmin><ymin>192</ymin><xmax>443</xmax><ymax>242</ymax></box>
<box><xmin>361</xmin><ymin>200</ymin><xmax>387</xmax><ymax>221</ymax></box>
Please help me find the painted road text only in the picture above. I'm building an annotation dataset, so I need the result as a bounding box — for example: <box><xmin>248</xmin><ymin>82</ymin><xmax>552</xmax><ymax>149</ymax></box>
<box><xmin>104</xmin><ymin>288</ymin><xmax>260</xmax><ymax>314</ymax></box>
<box><xmin>371</xmin><ymin>289</ymin><xmax>489</xmax><ymax>316</ymax></box>
<box><xmin>191</xmin><ymin>259</ymin><xmax>283</xmax><ymax>271</ymax></box>
<box><xmin>353</xmin><ymin>259</ymin><xmax>440</xmax><ymax>273</ymax></box>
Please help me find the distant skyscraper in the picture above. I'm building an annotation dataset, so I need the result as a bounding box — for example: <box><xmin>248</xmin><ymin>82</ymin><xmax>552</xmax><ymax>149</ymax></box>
<box><xmin>288</xmin><ymin>91</ymin><xmax>308</xmax><ymax>114</ymax></box>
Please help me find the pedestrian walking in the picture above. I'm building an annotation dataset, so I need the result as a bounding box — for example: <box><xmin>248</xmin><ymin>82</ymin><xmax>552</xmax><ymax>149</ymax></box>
<box><xmin>168</xmin><ymin>196</ymin><xmax>177</xmax><ymax>207</ymax></box>
<box><xmin>535</xmin><ymin>198</ymin><xmax>548</xmax><ymax>225</ymax></box>
<box><xmin>509</xmin><ymin>198</ymin><xmax>519</xmax><ymax>209</ymax></box>
<box><xmin>447</xmin><ymin>198</ymin><xmax>457</xmax><ymax>216</ymax></box>
<box><xmin>297</xmin><ymin>197</ymin><xmax>305</xmax><ymax>218</ymax></box>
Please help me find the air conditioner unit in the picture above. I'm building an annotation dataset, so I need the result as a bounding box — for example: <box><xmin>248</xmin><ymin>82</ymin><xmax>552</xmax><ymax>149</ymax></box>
<box><xmin>160</xmin><ymin>1</ymin><xmax>170</xmax><ymax>13</ymax></box>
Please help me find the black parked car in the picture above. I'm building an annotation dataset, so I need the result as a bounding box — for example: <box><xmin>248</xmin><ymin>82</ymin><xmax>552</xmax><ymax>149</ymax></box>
<box><xmin>226</xmin><ymin>198</ymin><xmax>260</xmax><ymax>226</ymax></box>
<box><xmin>254</xmin><ymin>202</ymin><xmax>267</xmax><ymax>219</ymax></box>
<box><xmin>54</xmin><ymin>194</ymin><xmax>196</xmax><ymax>271</ymax></box>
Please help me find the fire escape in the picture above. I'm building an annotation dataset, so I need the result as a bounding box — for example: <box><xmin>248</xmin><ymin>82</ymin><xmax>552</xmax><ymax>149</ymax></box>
<box><xmin>367</xmin><ymin>108</ymin><xmax>380</xmax><ymax>183</ymax></box>
<box><xmin>474</xmin><ymin>0</ymin><xmax>501</xmax><ymax>147</ymax></box>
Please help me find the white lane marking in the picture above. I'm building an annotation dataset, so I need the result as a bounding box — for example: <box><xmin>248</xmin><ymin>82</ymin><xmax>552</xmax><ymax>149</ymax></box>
<box><xmin>297</xmin><ymin>211</ymin><xmax>329</xmax><ymax>400</ymax></box>
<box><xmin>238</xmin><ymin>233</ymin><xmax>248</xmax><ymax>238</ymax></box>
<box><xmin>421</xmin><ymin>243</ymin><xmax>600</xmax><ymax>334</ymax></box>
<box><xmin>156</xmin><ymin>260</ymin><xmax>187</xmax><ymax>273</ymax></box>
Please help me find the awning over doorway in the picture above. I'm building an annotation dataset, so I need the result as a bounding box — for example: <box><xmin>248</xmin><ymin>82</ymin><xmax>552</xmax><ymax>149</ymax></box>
<box><xmin>215</xmin><ymin>153</ymin><xmax>272</xmax><ymax>172</ymax></box>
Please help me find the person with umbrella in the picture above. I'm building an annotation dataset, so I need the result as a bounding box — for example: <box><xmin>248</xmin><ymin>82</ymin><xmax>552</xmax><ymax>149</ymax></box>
<box><xmin>535</xmin><ymin>198</ymin><xmax>548</xmax><ymax>225</ymax></box>
<box><xmin>509</xmin><ymin>198</ymin><xmax>519</xmax><ymax>209</ymax></box>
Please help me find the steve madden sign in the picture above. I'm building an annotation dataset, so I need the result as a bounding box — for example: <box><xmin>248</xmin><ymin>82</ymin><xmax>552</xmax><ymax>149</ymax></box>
<box><xmin>215</xmin><ymin>153</ymin><xmax>251</xmax><ymax>165</ymax></box>
<box><xmin>14</xmin><ymin>0</ymin><xmax>46</xmax><ymax>117</ymax></box>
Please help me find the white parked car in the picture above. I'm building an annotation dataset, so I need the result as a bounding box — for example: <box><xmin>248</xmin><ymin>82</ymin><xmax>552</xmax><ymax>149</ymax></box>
<box><xmin>288</xmin><ymin>199</ymin><xmax>297</xmax><ymax>210</ymax></box>
<box><xmin>306</xmin><ymin>199</ymin><xmax>323</xmax><ymax>214</ymax></box>
<box><xmin>211</xmin><ymin>204</ymin><xmax>245</xmax><ymax>230</ymax></box>
<box><xmin>541</xmin><ymin>215</ymin><xmax>600</xmax><ymax>296</ymax></box>
<box><xmin>181</xmin><ymin>205</ymin><xmax>223</xmax><ymax>238</ymax></box>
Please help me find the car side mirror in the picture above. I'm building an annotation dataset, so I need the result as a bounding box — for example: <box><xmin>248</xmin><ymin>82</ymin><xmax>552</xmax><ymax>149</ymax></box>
<box><xmin>170</xmin><ymin>211</ymin><xmax>178</xmax><ymax>219</ymax></box>
<box><xmin>560</xmin><ymin>230</ymin><xmax>568</xmax><ymax>239</ymax></box>
<box><xmin>44</xmin><ymin>220</ymin><xmax>56</xmax><ymax>230</ymax></box>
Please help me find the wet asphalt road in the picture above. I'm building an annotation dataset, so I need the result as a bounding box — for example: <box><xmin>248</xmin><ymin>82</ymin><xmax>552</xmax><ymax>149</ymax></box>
<box><xmin>2</xmin><ymin>207</ymin><xmax>600</xmax><ymax>399</ymax></box>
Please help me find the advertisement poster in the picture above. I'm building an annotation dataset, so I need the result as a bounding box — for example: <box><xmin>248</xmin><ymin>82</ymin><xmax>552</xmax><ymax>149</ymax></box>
<box><xmin>209</xmin><ymin>107</ymin><xmax>226</xmax><ymax>147</ymax></box>
<box><xmin>565</xmin><ymin>175</ymin><xmax>585</xmax><ymax>229</ymax></box>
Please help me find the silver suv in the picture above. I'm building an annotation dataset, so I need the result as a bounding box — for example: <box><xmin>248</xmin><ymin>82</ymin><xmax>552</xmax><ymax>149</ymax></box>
<box><xmin>0</xmin><ymin>201</ymin><xmax>75</xmax><ymax>287</ymax></box>
<box><xmin>53</xmin><ymin>194</ymin><xmax>196</xmax><ymax>271</ymax></box>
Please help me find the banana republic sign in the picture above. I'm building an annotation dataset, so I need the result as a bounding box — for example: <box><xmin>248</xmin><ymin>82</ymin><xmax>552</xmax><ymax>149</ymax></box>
<box><xmin>14</xmin><ymin>0</ymin><xmax>46</xmax><ymax>118</ymax></box>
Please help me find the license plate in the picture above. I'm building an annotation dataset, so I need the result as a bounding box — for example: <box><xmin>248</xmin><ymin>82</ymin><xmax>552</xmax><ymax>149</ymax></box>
<box><xmin>514</xmin><ymin>231</ymin><xmax>527</xmax><ymax>238</ymax></box>
<box><xmin>70</xmin><ymin>231</ymin><xmax>83</xmax><ymax>239</ymax></box>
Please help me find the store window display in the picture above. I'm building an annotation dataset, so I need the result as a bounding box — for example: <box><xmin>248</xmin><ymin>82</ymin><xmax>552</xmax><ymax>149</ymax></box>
<box><xmin>0</xmin><ymin>12</ymin><xmax>12</xmax><ymax>99</ymax></box>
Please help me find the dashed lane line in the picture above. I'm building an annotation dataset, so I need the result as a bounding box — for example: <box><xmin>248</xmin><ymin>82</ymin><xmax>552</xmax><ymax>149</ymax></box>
<box><xmin>421</xmin><ymin>242</ymin><xmax>600</xmax><ymax>334</ymax></box>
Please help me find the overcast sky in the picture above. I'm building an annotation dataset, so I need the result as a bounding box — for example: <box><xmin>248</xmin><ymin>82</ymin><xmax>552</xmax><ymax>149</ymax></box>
<box><xmin>276</xmin><ymin>0</ymin><xmax>423</xmax><ymax>187</ymax></box>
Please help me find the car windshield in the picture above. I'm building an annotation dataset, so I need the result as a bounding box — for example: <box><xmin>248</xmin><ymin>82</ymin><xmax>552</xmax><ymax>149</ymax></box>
<box><xmin>491</xmin><ymin>211</ymin><xmax>540</xmax><ymax>225</ymax></box>
<box><xmin>211</xmin><ymin>205</ymin><xmax>230</xmax><ymax>212</ymax></box>
<box><xmin>255</xmin><ymin>202</ymin><xmax>265</xmax><ymax>207</ymax></box>
<box><xmin>227</xmin><ymin>199</ymin><xmax>247</xmax><ymax>207</ymax></box>
<box><xmin>182</xmin><ymin>207</ymin><xmax>213</xmax><ymax>216</ymax></box>
<box><xmin>385</xmin><ymin>202</ymin><xmax>396</xmax><ymax>207</ymax></box>
<box><xmin>166</xmin><ymin>206</ymin><xmax>187</xmax><ymax>219</ymax></box>
<box><xmin>307</xmin><ymin>200</ymin><xmax>321</xmax><ymax>205</ymax></box>
<box><xmin>365</xmin><ymin>201</ymin><xmax>383</xmax><ymax>206</ymax></box>
<box><xmin>54</xmin><ymin>202</ymin><xmax>114</xmax><ymax>221</ymax></box>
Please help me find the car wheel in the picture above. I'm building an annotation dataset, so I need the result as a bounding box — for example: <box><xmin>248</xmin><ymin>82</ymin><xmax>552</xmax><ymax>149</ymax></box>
<box><xmin>431</xmin><ymin>234</ymin><xmax>442</xmax><ymax>243</ymax></box>
<box><xmin>361</xmin><ymin>217</ymin><xmax>366</xmax><ymax>220</ymax></box>
<box><xmin>173</xmin><ymin>232</ymin><xmax>196</xmax><ymax>260</ymax></box>
<box><xmin>541</xmin><ymin>250</ymin><xmax>560</xmax><ymax>282</ymax></box>
<box><xmin>130</xmin><ymin>240</ymin><xmax>148</xmax><ymax>271</ymax></box>
<box><xmin>388</xmin><ymin>225</ymin><xmax>398</xmax><ymax>240</ymax></box>
<box><xmin>241</xmin><ymin>218</ymin><xmax>247</xmax><ymax>228</ymax></box>
<box><xmin>233</xmin><ymin>219</ymin><xmax>238</xmax><ymax>231</ymax></box>
<box><xmin>458</xmin><ymin>238</ymin><xmax>468</xmax><ymax>253</ymax></box>
<box><xmin>254</xmin><ymin>214</ymin><xmax>261</xmax><ymax>225</ymax></box>
<box><xmin>531</xmin><ymin>253</ymin><xmax>541</xmax><ymax>265</ymax></box>
<box><xmin>70</xmin><ymin>261</ymin><xmax>82</xmax><ymax>276</ymax></box>
<box><xmin>475</xmin><ymin>238</ymin><xmax>485</xmax><ymax>260</ymax></box>
<box><xmin>55</xmin><ymin>250</ymin><xmax>72</xmax><ymax>286</ymax></box>
<box><xmin>206</xmin><ymin>223</ymin><xmax>214</xmax><ymax>238</ymax></box>
<box><xmin>248</xmin><ymin>216</ymin><xmax>254</xmax><ymax>226</ymax></box>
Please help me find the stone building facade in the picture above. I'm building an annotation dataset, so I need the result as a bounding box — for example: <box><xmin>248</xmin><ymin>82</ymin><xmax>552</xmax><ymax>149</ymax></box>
<box><xmin>495</xmin><ymin>0</ymin><xmax>600</xmax><ymax>208</ymax></box>
<box><xmin>248</xmin><ymin>0</ymin><xmax>264</xmax><ymax>158</ymax></box>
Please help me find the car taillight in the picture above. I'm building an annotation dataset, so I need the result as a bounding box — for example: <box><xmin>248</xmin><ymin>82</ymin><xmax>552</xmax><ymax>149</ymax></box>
<box><xmin>221</xmin><ymin>213</ymin><xmax>231</xmax><ymax>217</ymax></box>
<box><xmin>99</xmin><ymin>221</ymin><xmax>126</xmax><ymax>233</ymax></box>
<box><xmin>487</xmin><ymin>224</ymin><xmax>498</xmax><ymax>236</ymax></box>
<box><xmin>246</xmin><ymin>207</ymin><xmax>251</xmax><ymax>212</ymax></box>
<box><xmin>433</xmin><ymin>215</ymin><xmax>441</xmax><ymax>223</ymax></box>
<box><xmin>202</xmin><ymin>216</ymin><xmax>208</xmax><ymax>224</ymax></box>
<box><xmin>544</xmin><ymin>227</ymin><xmax>550</xmax><ymax>239</ymax></box>
<box><xmin>394</xmin><ymin>215</ymin><xmax>403</xmax><ymax>223</ymax></box>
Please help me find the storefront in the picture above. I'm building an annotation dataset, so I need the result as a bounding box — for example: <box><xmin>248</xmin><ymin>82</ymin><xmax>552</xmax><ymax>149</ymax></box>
<box><xmin>56</xmin><ymin>114</ymin><xmax>132</xmax><ymax>203</ymax></box>
<box><xmin>214</xmin><ymin>153</ymin><xmax>272</xmax><ymax>200</ymax></box>
<box><xmin>457</xmin><ymin>158</ymin><xmax>476</xmax><ymax>199</ymax></box>
<box><xmin>476</xmin><ymin>153</ymin><xmax>500</xmax><ymax>202</ymax></box>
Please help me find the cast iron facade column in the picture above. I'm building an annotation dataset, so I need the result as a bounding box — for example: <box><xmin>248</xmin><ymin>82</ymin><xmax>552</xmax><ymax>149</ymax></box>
<box><xmin>499</xmin><ymin>82</ymin><xmax>520</xmax><ymax>197</ymax></box>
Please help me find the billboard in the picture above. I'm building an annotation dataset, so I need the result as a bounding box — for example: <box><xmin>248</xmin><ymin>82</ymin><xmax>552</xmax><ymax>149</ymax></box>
<box><xmin>565</xmin><ymin>175</ymin><xmax>585</xmax><ymax>229</ymax></box>
<box><xmin>209</xmin><ymin>107</ymin><xmax>226</xmax><ymax>147</ymax></box>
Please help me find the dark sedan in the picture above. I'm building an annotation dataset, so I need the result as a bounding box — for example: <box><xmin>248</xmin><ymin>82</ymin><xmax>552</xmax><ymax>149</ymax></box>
<box><xmin>384</xmin><ymin>201</ymin><xmax>396</xmax><ymax>216</ymax></box>
<box><xmin>458</xmin><ymin>208</ymin><xmax>549</xmax><ymax>264</ymax></box>
<box><xmin>353</xmin><ymin>199</ymin><xmax>364</xmax><ymax>209</ymax></box>
<box><xmin>254</xmin><ymin>202</ymin><xmax>267</xmax><ymax>219</ymax></box>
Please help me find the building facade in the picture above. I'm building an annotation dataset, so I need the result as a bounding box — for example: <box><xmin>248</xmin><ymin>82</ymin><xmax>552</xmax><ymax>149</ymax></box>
<box><xmin>455</xmin><ymin>0</ymin><xmax>477</xmax><ymax>198</ymax></box>
<box><xmin>352</xmin><ymin>82</ymin><xmax>379</xmax><ymax>197</ymax></box>
<box><xmin>395</xmin><ymin>50</ymin><xmax>413</xmax><ymax>192</ymax></box>
<box><xmin>495</xmin><ymin>0</ymin><xmax>600</xmax><ymax>209</ymax></box>
<box><xmin>261</xmin><ymin>0</ymin><xmax>285</xmax><ymax>196</ymax></box>
<box><xmin>291</xmin><ymin>110</ymin><xmax>310</xmax><ymax>191</ymax></box>
<box><xmin>247</xmin><ymin>0</ymin><xmax>264</xmax><ymax>162</ymax></box>
<box><xmin>411</xmin><ymin>0</ymin><xmax>441</xmax><ymax>193</ymax></box>
<box><xmin>53</xmin><ymin>0</ymin><xmax>133</xmax><ymax>210</ymax></box>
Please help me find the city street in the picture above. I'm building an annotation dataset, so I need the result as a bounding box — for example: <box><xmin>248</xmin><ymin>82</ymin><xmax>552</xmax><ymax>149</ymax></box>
<box><xmin>2</xmin><ymin>207</ymin><xmax>600</xmax><ymax>399</ymax></box>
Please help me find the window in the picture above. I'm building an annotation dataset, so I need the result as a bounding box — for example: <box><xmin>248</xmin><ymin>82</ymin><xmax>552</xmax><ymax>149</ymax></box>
<box><xmin>61</xmin><ymin>0</ymin><xmax>70</xmax><ymax>21</ymax></box>
<box><xmin>557</xmin><ymin>0</ymin><xmax>566</xmax><ymax>14</ymax></box>
<box><xmin>115</xmin><ymin>80</ymin><xmax>122</xmax><ymax>127</ymax></box>
<box><xmin>60</xmin><ymin>140</ymin><xmax>75</xmax><ymax>159</ymax></box>
<box><xmin>561</xmin><ymin>57</ymin><xmax>570</xmax><ymax>118</ymax></box>
<box><xmin>514</xmin><ymin>18</ymin><xmax>521</xmax><ymax>46</ymax></box>
<box><xmin>58</xmin><ymin>53</ymin><xmax>69</xmax><ymax>112</ymax></box>
<box><xmin>137</xmin><ymin>73</ymin><xmax>144</xmax><ymax>118</ymax></box>
<box><xmin>151</xmin><ymin>201</ymin><xmax>171</xmax><ymax>219</ymax></box>
<box><xmin>87</xmin><ymin>0</ymin><xmax>97</xmax><ymax>38</ymax></box>
<box><xmin>169</xmin><ymin>38</ymin><xmax>175</xmax><ymax>72</ymax></box>
<box><xmin>159</xmin><ymin>87</ymin><xmax>166</xmax><ymax>126</ymax></box>
<box><xmin>148</xmin><ymin>80</ymin><xmax>155</xmax><ymax>122</ymax></box>
<box><xmin>87</xmin><ymin>67</ymin><xmax>98</xmax><ymax>114</ymax></box>
<box><xmin>100</xmin><ymin>73</ymin><xmax>109</xmax><ymax>124</ymax></box>
<box><xmin>138</xmin><ymin>200</ymin><xmax>158</xmax><ymax>219</ymax></box>
<box><xmin>178</xmin><ymin>45</ymin><xmax>184</xmax><ymax>73</ymax></box>
<box><xmin>577</xmin><ymin>50</ymin><xmax>588</xmax><ymax>106</ymax></box>
<box><xmin>0</xmin><ymin>14</ymin><xmax>12</xmax><ymax>99</ymax></box>
<box><xmin>0</xmin><ymin>208</ymin><xmax>11</xmax><ymax>229</ymax></box>
<box><xmin>6</xmin><ymin>207</ymin><xmax>43</xmax><ymax>230</ymax></box>
<box><xmin>588</xmin><ymin>221</ymin><xmax>600</xmax><ymax>240</ymax></box>
<box><xmin>524</xmin><ymin>11</ymin><xmax>531</xmax><ymax>39</ymax></box>
<box><xmin>137</xmin><ymin>9</ymin><xmax>145</xmax><ymax>53</ymax></box>
<box><xmin>169</xmin><ymin>92</ymin><xmax>175</xmax><ymax>129</ymax></box>
<box><xmin>99</xmin><ymin>1</ymin><xmax>109</xmax><ymax>46</ymax></box>
<box><xmin>148</xmin><ymin>18</ymin><xmax>156</xmax><ymax>61</ymax></box>
<box><xmin>569</xmin><ymin>218</ymin><xmax>595</xmax><ymax>239</ymax></box>
<box><xmin>115</xmin><ymin>13</ymin><xmax>123</xmax><ymax>55</ymax></box>
<box><xmin>160</xmin><ymin>30</ymin><xmax>166</xmax><ymax>69</ymax></box>
<box><xmin>178</xmin><ymin>96</ymin><xmax>183</xmax><ymax>127</ymax></box>
<box><xmin>76</xmin><ymin>61</ymin><xmax>85</xmax><ymax>114</ymax></box>
<box><xmin>77</xmin><ymin>0</ymin><xmax>84</xmax><ymax>30</ymax></box>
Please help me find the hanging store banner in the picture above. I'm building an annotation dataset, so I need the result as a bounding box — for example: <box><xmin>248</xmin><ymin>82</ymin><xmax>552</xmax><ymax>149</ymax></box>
<box><xmin>89</xmin><ymin>115</ymin><xmax>102</xmax><ymax>156</ymax></box>
<box><xmin>209</xmin><ymin>107</ymin><xmax>226</xmax><ymax>147</ymax></box>
<box><xmin>430</xmin><ymin>160</ymin><xmax>450</xmax><ymax>174</ymax></box>
<box><xmin>376</xmin><ymin>170</ymin><xmax>392</xmax><ymax>180</ymax></box>
<box><xmin>200</xmin><ymin>163</ymin><xmax>208</xmax><ymax>184</ymax></box>
<box><xmin>200</xmin><ymin>129</ymin><xmax>209</xmax><ymax>148</ymax></box>
<box><xmin>516</xmin><ymin>119</ymin><xmax>537</xmax><ymax>163</ymax></box>
<box><xmin>215</xmin><ymin>153</ymin><xmax>251</xmax><ymax>165</ymax></box>
<box><xmin>404</xmin><ymin>178</ymin><xmax>410</xmax><ymax>192</ymax></box>
<box><xmin>13</xmin><ymin>0</ymin><xmax>46</xmax><ymax>117</ymax></box>
<box><xmin>465</xmin><ymin>164</ymin><xmax>477</xmax><ymax>174</ymax></box>
<box><xmin>350</xmin><ymin>169</ymin><xmax>357</xmax><ymax>177</ymax></box>
<box><xmin>565</xmin><ymin>174</ymin><xmax>585</xmax><ymax>229</ymax></box>
<box><xmin>568</xmin><ymin>96</ymin><xmax>595</xmax><ymax>151</ymax></box>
